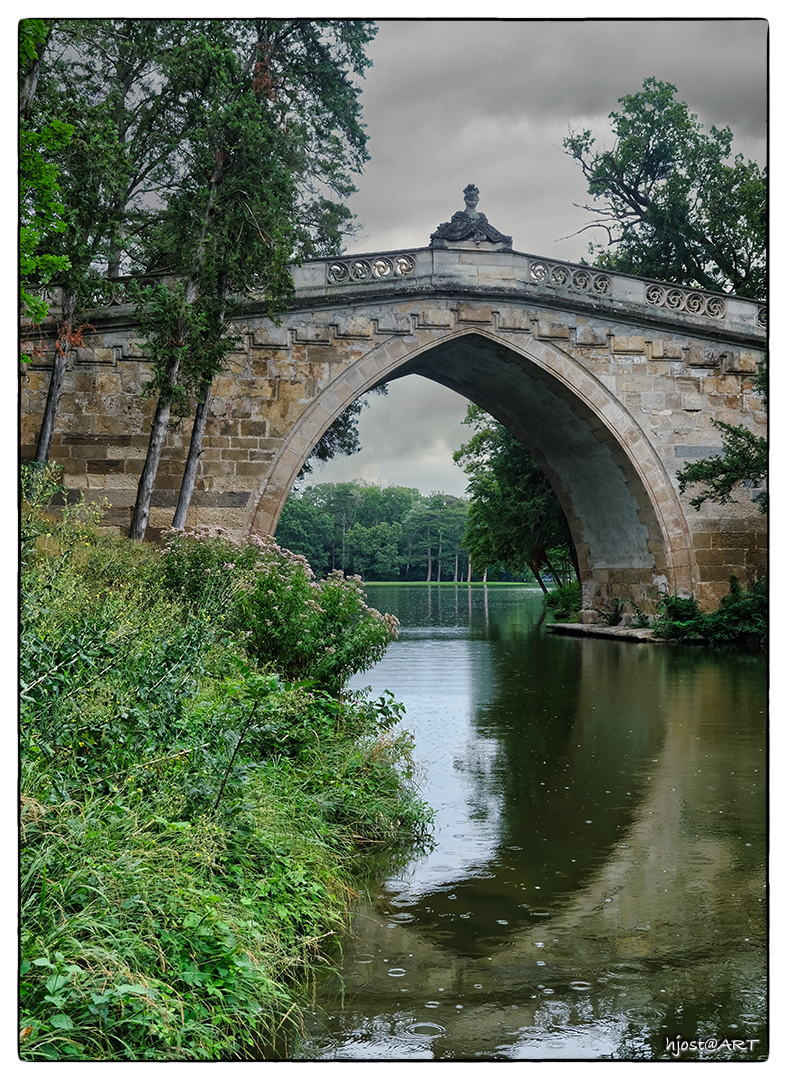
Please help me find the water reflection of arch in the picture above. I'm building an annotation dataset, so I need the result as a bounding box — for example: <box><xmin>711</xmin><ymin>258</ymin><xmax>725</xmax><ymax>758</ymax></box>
<box><xmin>244</xmin><ymin>327</ymin><xmax>696</xmax><ymax>604</ymax></box>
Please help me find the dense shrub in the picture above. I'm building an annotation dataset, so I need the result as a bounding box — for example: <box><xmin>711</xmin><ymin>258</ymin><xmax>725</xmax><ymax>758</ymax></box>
<box><xmin>544</xmin><ymin>580</ymin><xmax>582</xmax><ymax>620</ymax></box>
<box><xmin>652</xmin><ymin>576</ymin><xmax>767</xmax><ymax>647</ymax></box>
<box><xmin>160</xmin><ymin>529</ymin><xmax>399</xmax><ymax>694</ymax></box>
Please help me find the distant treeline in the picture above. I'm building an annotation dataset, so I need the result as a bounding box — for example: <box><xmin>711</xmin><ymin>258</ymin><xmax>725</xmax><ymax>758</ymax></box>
<box><xmin>276</xmin><ymin>481</ymin><xmax>530</xmax><ymax>582</ymax></box>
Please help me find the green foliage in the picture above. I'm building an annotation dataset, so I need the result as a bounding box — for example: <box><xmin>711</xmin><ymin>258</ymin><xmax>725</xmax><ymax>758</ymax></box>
<box><xmin>544</xmin><ymin>581</ymin><xmax>582</xmax><ymax>621</ymax></box>
<box><xmin>159</xmin><ymin>529</ymin><xmax>399</xmax><ymax>695</ymax></box>
<box><xmin>20</xmin><ymin>470</ymin><xmax>428</xmax><ymax>1061</ymax></box>
<box><xmin>129</xmin><ymin>280</ymin><xmax>242</xmax><ymax>419</ymax></box>
<box><xmin>276</xmin><ymin>481</ymin><xmax>472</xmax><ymax>582</ymax></box>
<box><xmin>676</xmin><ymin>359</ymin><xmax>768</xmax><ymax>514</ymax></box>
<box><xmin>677</xmin><ymin>422</ymin><xmax>767</xmax><ymax>513</ymax></box>
<box><xmin>564</xmin><ymin>77</ymin><xmax>765</xmax><ymax>298</ymax></box>
<box><xmin>652</xmin><ymin>576</ymin><xmax>767</xmax><ymax>647</ymax></box>
<box><xmin>543</xmin><ymin>585</ymin><xmax>577</xmax><ymax>621</ymax></box>
<box><xmin>22</xmin><ymin>19</ymin><xmax>376</xmax><ymax>504</ymax></box>
<box><xmin>19</xmin><ymin>20</ymin><xmax>73</xmax><ymax>327</ymax></box>
<box><xmin>595</xmin><ymin>597</ymin><xmax>625</xmax><ymax>627</ymax></box>
<box><xmin>453</xmin><ymin>405</ymin><xmax>576</xmax><ymax>588</ymax></box>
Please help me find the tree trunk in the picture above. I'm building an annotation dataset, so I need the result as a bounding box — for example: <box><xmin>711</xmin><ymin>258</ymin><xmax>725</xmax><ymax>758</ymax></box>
<box><xmin>172</xmin><ymin>279</ymin><xmax>227</xmax><ymax>530</ymax></box>
<box><xmin>543</xmin><ymin>554</ymin><xmax>564</xmax><ymax>590</ymax></box>
<box><xmin>467</xmin><ymin>561</ymin><xmax>472</xmax><ymax>583</ymax></box>
<box><xmin>529</xmin><ymin>561</ymin><xmax>550</xmax><ymax>596</ymax></box>
<box><xmin>129</xmin><ymin>390</ymin><xmax>175</xmax><ymax>540</ymax></box>
<box><xmin>34</xmin><ymin>289</ymin><xmax>77</xmax><ymax>463</ymax></box>
<box><xmin>172</xmin><ymin>387</ymin><xmax>211</xmax><ymax>529</ymax></box>
<box><xmin>454</xmin><ymin>551</ymin><xmax>459</xmax><ymax>582</ymax></box>
<box><xmin>130</xmin><ymin>165</ymin><xmax>218</xmax><ymax>540</ymax></box>
<box><xmin>107</xmin><ymin>224</ymin><xmax>125</xmax><ymax>281</ymax></box>
<box><xmin>21</xmin><ymin>27</ymin><xmax>49</xmax><ymax>120</ymax></box>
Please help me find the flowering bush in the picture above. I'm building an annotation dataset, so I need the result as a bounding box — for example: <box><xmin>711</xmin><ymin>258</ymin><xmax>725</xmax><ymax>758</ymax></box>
<box><xmin>161</xmin><ymin>529</ymin><xmax>399</xmax><ymax>693</ymax></box>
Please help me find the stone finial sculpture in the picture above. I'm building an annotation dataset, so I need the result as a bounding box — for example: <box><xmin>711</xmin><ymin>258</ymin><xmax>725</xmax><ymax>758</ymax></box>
<box><xmin>430</xmin><ymin>184</ymin><xmax>512</xmax><ymax>248</ymax></box>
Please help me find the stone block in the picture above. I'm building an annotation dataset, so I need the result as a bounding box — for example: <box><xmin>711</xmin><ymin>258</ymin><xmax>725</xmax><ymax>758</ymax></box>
<box><xmin>684</xmin><ymin>345</ymin><xmax>722</xmax><ymax>368</ymax></box>
<box><xmin>575</xmin><ymin>326</ymin><xmax>608</xmax><ymax>346</ymax></box>
<box><xmin>239</xmin><ymin>420</ymin><xmax>267</xmax><ymax>437</ymax></box>
<box><xmin>376</xmin><ymin>312</ymin><xmax>412</xmax><ymax>334</ymax></box>
<box><xmin>94</xmin><ymin>373</ymin><xmax>122</xmax><ymax>394</ymax></box>
<box><xmin>220</xmin><ymin>446</ymin><xmax>251</xmax><ymax>462</ymax></box>
<box><xmin>456</xmin><ymin>303</ymin><xmax>493</xmax><ymax>323</ymax></box>
<box><xmin>577</xmin><ymin>610</ymin><xmax>600</xmax><ymax>624</ymax></box>
<box><xmin>724</xmin><ymin>349</ymin><xmax>760</xmax><ymax>374</ymax></box>
<box><xmin>101</xmin><ymin>488</ymin><xmax>136</xmax><ymax>508</ymax></box>
<box><xmin>495</xmin><ymin>309</ymin><xmax>532</xmax><ymax>332</ymax></box>
<box><xmin>535</xmin><ymin>320</ymin><xmax>570</xmax><ymax>339</ymax></box>
<box><xmin>235</xmin><ymin>461</ymin><xmax>266</xmax><ymax>477</ymax></box>
<box><xmin>334</xmin><ymin>315</ymin><xmax>374</xmax><ymax>338</ymax></box>
<box><xmin>418</xmin><ymin>308</ymin><xmax>452</xmax><ymax>328</ymax></box>
<box><xmin>293</xmin><ymin>325</ymin><xmax>332</xmax><ymax>344</ymax></box>
<box><xmin>612</xmin><ymin>335</ymin><xmax>646</xmax><ymax>354</ymax></box>
<box><xmin>253</xmin><ymin>323</ymin><xmax>290</xmax><ymax>348</ymax></box>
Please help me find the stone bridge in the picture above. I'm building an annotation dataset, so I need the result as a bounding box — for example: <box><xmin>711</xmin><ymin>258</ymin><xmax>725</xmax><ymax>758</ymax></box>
<box><xmin>21</xmin><ymin>189</ymin><xmax>767</xmax><ymax>610</ymax></box>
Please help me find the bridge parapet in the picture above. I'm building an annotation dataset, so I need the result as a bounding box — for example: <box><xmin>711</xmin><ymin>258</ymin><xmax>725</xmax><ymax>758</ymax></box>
<box><xmin>33</xmin><ymin>246</ymin><xmax>765</xmax><ymax>350</ymax></box>
<box><xmin>281</xmin><ymin>247</ymin><xmax>765</xmax><ymax>345</ymax></box>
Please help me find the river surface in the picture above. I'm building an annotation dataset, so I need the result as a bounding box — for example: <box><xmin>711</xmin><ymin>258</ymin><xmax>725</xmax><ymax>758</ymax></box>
<box><xmin>296</xmin><ymin>584</ymin><xmax>767</xmax><ymax>1062</ymax></box>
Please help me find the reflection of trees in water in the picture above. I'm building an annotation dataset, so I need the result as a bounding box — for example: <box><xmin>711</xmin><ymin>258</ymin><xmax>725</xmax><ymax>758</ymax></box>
<box><xmin>653</xmin><ymin>646</ymin><xmax>766</xmax><ymax>855</ymax></box>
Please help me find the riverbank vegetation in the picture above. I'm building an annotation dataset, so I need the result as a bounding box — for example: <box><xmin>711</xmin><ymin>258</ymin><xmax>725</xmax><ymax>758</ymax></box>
<box><xmin>652</xmin><ymin>575</ymin><xmax>767</xmax><ymax>648</ymax></box>
<box><xmin>20</xmin><ymin>465</ymin><xmax>430</xmax><ymax>1061</ymax></box>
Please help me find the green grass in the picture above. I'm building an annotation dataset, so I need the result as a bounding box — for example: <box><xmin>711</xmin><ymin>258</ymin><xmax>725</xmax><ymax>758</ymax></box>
<box><xmin>19</xmin><ymin>466</ymin><xmax>431</xmax><ymax>1061</ymax></box>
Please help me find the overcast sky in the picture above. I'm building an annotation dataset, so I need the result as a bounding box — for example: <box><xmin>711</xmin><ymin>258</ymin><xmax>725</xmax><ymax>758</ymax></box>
<box><xmin>305</xmin><ymin>17</ymin><xmax>768</xmax><ymax>497</ymax></box>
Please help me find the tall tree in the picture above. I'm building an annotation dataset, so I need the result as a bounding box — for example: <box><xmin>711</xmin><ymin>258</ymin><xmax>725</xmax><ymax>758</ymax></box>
<box><xmin>453</xmin><ymin>405</ymin><xmax>577</xmax><ymax>592</ymax></box>
<box><xmin>129</xmin><ymin>22</ymin><xmax>298</xmax><ymax>538</ymax></box>
<box><xmin>129</xmin><ymin>19</ymin><xmax>376</xmax><ymax>537</ymax></box>
<box><xmin>563</xmin><ymin>77</ymin><xmax>766</xmax><ymax>298</ymax></box>
<box><xmin>23</xmin><ymin>19</ymin><xmax>190</xmax><ymax>461</ymax></box>
<box><xmin>565</xmin><ymin>78</ymin><xmax>767</xmax><ymax>563</ymax></box>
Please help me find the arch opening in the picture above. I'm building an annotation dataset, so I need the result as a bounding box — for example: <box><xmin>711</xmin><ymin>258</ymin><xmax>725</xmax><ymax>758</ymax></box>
<box><xmin>244</xmin><ymin>329</ymin><xmax>696</xmax><ymax>608</ymax></box>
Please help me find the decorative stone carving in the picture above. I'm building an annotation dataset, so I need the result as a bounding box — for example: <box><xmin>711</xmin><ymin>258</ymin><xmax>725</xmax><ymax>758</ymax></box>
<box><xmin>326</xmin><ymin>253</ymin><xmax>415</xmax><ymax>286</ymax></box>
<box><xmin>529</xmin><ymin>259</ymin><xmax>611</xmax><ymax>295</ymax></box>
<box><xmin>430</xmin><ymin>184</ymin><xmax>512</xmax><ymax>248</ymax></box>
<box><xmin>645</xmin><ymin>282</ymin><xmax>727</xmax><ymax>320</ymax></box>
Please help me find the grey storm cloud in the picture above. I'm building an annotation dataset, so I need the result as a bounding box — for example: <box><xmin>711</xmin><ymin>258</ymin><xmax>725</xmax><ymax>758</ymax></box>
<box><xmin>295</xmin><ymin>18</ymin><xmax>769</xmax><ymax>497</ymax></box>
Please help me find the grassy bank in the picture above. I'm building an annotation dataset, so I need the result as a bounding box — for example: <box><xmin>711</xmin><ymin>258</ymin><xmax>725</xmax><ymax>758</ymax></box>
<box><xmin>19</xmin><ymin>466</ymin><xmax>431</xmax><ymax>1061</ymax></box>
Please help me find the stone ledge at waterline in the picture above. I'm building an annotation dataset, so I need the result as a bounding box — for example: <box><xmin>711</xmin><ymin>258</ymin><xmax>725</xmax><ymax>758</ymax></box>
<box><xmin>546</xmin><ymin>623</ymin><xmax>688</xmax><ymax>643</ymax></box>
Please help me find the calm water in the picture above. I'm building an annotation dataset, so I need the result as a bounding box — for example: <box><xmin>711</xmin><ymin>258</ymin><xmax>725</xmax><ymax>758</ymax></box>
<box><xmin>296</xmin><ymin>584</ymin><xmax>767</xmax><ymax>1062</ymax></box>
